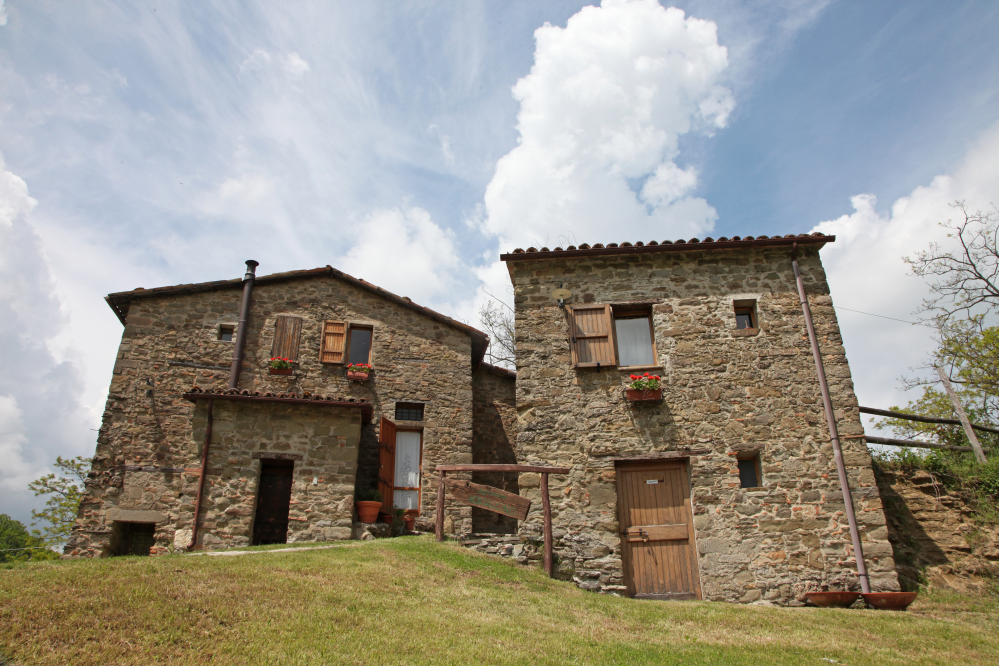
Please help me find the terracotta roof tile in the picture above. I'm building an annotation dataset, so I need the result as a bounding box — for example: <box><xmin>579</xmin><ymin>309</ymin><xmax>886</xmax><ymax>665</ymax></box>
<box><xmin>501</xmin><ymin>232</ymin><xmax>833</xmax><ymax>262</ymax></box>
<box><xmin>182</xmin><ymin>387</ymin><xmax>374</xmax><ymax>422</ymax></box>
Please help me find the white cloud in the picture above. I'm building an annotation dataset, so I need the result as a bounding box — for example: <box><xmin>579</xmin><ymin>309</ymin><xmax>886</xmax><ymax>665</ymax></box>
<box><xmin>481</xmin><ymin>0</ymin><xmax>733</xmax><ymax>251</ymax></box>
<box><xmin>0</xmin><ymin>1</ymin><xmax>7</xmax><ymax>28</ymax></box>
<box><xmin>334</xmin><ymin>207</ymin><xmax>466</xmax><ymax>311</ymax></box>
<box><xmin>0</xmin><ymin>395</ymin><xmax>35</xmax><ymax>492</ymax></box>
<box><xmin>815</xmin><ymin>121</ymin><xmax>999</xmax><ymax>414</ymax></box>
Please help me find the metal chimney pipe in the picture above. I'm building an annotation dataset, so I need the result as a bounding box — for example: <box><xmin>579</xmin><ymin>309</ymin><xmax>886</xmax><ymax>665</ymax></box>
<box><xmin>228</xmin><ymin>260</ymin><xmax>259</xmax><ymax>390</ymax></box>
<box><xmin>791</xmin><ymin>243</ymin><xmax>871</xmax><ymax>594</ymax></box>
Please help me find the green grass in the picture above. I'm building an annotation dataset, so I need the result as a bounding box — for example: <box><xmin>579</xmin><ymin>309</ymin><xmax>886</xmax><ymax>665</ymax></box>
<box><xmin>2</xmin><ymin>537</ymin><xmax>997</xmax><ymax>665</ymax></box>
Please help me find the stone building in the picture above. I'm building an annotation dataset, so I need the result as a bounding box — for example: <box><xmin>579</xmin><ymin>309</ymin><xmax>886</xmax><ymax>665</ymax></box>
<box><xmin>497</xmin><ymin>233</ymin><xmax>901</xmax><ymax>603</ymax></box>
<box><xmin>66</xmin><ymin>263</ymin><xmax>514</xmax><ymax>557</ymax></box>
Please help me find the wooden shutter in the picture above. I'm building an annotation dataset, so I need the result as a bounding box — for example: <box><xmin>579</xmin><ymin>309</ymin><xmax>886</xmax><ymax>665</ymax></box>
<box><xmin>378</xmin><ymin>417</ymin><xmax>397</xmax><ymax>507</ymax></box>
<box><xmin>270</xmin><ymin>316</ymin><xmax>303</xmax><ymax>361</ymax></box>
<box><xmin>320</xmin><ymin>321</ymin><xmax>347</xmax><ymax>364</ymax></box>
<box><xmin>567</xmin><ymin>304</ymin><xmax>617</xmax><ymax>368</ymax></box>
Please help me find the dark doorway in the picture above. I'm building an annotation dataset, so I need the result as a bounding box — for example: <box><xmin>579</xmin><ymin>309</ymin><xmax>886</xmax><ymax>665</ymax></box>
<box><xmin>252</xmin><ymin>459</ymin><xmax>294</xmax><ymax>545</ymax></box>
<box><xmin>110</xmin><ymin>522</ymin><xmax>156</xmax><ymax>556</ymax></box>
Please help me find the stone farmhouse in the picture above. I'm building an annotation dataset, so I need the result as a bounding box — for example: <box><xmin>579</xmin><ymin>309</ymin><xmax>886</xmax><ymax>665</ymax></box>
<box><xmin>69</xmin><ymin>231</ymin><xmax>901</xmax><ymax>604</ymax></box>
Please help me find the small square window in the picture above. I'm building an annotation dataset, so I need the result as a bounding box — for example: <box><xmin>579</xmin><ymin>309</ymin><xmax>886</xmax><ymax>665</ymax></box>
<box><xmin>218</xmin><ymin>325</ymin><xmax>235</xmax><ymax>342</ymax></box>
<box><xmin>395</xmin><ymin>403</ymin><xmax>424</xmax><ymax>421</ymax></box>
<box><xmin>737</xmin><ymin>455</ymin><xmax>762</xmax><ymax>488</ymax></box>
<box><xmin>734</xmin><ymin>308</ymin><xmax>755</xmax><ymax>330</ymax></box>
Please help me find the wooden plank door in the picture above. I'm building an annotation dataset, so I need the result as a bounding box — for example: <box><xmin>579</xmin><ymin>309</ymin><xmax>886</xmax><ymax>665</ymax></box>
<box><xmin>252</xmin><ymin>460</ymin><xmax>294</xmax><ymax>545</ymax></box>
<box><xmin>617</xmin><ymin>461</ymin><xmax>701</xmax><ymax>600</ymax></box>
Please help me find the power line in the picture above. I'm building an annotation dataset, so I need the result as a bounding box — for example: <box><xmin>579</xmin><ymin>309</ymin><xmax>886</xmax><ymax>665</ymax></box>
<box><xmin>836</xmin><ymin>306</ymin><xmax>933</xmax><ymax>327</ymax></box>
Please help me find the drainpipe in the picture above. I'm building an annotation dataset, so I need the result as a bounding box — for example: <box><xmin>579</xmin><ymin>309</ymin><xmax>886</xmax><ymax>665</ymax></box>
<box><xmin>791</xmin><ymin>242</ymin><xmax>871</xmax><ymax>594</ymax></box>
<box><xmin>228</xmin><ymin>260</ymin><xmax>259</xmax><ymax>390</ymax></box>
<box><xmin>187</xmin><ymin>398</ymin><xmax>214</xmax><ymax>550</ymax></box>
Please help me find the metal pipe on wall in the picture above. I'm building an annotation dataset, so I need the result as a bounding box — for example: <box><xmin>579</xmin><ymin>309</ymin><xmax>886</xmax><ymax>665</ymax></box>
<box><xmin>187</xmin><ymin>398</ymin><xmax>214</xmax><ymax>550</ymax></box>
<box><xmin>228</xmin><ymin>260</ymin><xmax>259</xmax><ymax>390</ymax></box>
<box><xmin>791</xmin><ymin>243</ymin><xmax>871</xmax><ymax>594</ymax></box>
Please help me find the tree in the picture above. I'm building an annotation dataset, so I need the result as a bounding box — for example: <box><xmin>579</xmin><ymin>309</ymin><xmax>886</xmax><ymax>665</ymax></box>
<box><xmin>905</xmin><ymin>201</ymin><xmax>999</xmax><ymax>320</ymax></box>
<box><xmin>0</xmin><ymin>514</ymin><xmax>57</xmax><ymax>564</ymax></box>
<box><xmin>28</xmin><ymin>456</ymin><xmax>90</xmax><ymax>548</ymax></box>
<box><xmin>478</xmin><ymin>289</ymin><xmax>515</xmax><ymax>369</ymax></box>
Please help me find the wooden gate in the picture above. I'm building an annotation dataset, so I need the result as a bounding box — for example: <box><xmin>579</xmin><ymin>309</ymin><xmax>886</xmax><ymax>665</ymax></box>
<box><xmin>617</xmin><ymin>460</ymin><xmax>701</xmax><ymax>600</ymax></box>
<box><xmin>252</xmin><ymin>459</ymin><xmax>294</xmax><ymax>545</ymax></box>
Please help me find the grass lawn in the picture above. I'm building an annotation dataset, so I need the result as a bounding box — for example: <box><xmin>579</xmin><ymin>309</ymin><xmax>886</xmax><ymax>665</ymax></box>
<box><xmin>1</xmin><ymin>536</ymin><xmax>996</xmax><ymax>665</ymax></box>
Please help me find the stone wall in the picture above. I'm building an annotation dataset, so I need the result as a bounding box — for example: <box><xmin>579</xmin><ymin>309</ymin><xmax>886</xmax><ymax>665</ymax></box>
<box><xmin>471</xmin><ymin>365</ymin><xmax>518</xmax><ymax>533</ymax></box>
<box><xmin>876</xmin><ymin>466</ymin><xmax>999</xmax><ymax>594</ymax></box>
<box><xmin>68</xmin><ymin>271</ymin><xmax>478</xmax><ymax>556</ymax></box>
<box><xmin>505</xmin><ymin>244</ymin><xmax>899</xmax><ymax>603</ymax></box>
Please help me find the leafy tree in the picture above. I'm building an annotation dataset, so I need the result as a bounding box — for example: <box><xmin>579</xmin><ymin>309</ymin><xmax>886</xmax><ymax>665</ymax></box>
<box><xmin>28</xmin><ymin>455</ymin><xmax>90</xmax><ymax>548</ymax></box>
<box><xmin>0</xmin><ymin>514</ymin><xmax>57</xmax><ymax>564</ymax></box>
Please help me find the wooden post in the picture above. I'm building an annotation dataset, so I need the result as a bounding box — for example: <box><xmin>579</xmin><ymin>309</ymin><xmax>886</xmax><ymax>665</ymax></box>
<box><xmin>541</xmin><ymin>472</ymin><xmax>553</xmax><ymax>577</ymax></box>
<box><xmin>937</xmin><ymin>367</ymin><xmax>988</xmax><ymax>463</ymax></box>
<box><xmin>435</xmin><ymin>471</ymin><xmax>446</xmax><ymax>542</ymax></box>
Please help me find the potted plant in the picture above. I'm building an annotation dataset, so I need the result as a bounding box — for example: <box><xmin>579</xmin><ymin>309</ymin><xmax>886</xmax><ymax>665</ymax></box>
<box><xmin>355</xmin><ymin>488</ymin><xmax>382</xmax><ymax>523</ymax></box>
<box><xmin>403</xmin><ymin>512</ymin><xmax>415</xmax><ymax>532</ymax></box>
<box><xmin>269</xmin><ymin>357</ymin><xmax>293</xmax><ymax>375</ymax></box>
<box><xmin>346</xmin><ymin>363</ymin><xmax>372</xmax><ymax>381</ymax></box>
<box><xmin>626</xmin><ymin>373</ymin><xmax>662</xmax><ymax>402</ymax></box>
<box><xmin>391</xmin><ymin>508</ymin><xmax>407</xmax><ymax>536</ymax></box>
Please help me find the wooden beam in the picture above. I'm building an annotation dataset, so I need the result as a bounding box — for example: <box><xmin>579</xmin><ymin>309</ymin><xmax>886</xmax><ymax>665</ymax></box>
<box><xmin>937</xmin><ymin>367</ymin><xmax>988</xmax><ymax>463</ymax></box>
<box><xmin>858</xmin><ymin>406</ymin><xmax>999</xmax><ymax>436</ymax></box>
<box><xmin>541</xmin><ymin>472</ymin><xmax>553</xmax><ymax>578</ymax></box>
<box><xmin>448</xmin><ymin>480</ymin><xmax>531</xmax><ymax>521</ymax></box>
<box><xmin>435</xmin><ymin>464</ymin><xmax>570</xmax><ymax>474</ymax></box>
<box><xmin>435</xmin><ymin>471</ymin><xmax>446</xmax><ymax>542</ymax></box>
<box><xmin>865</xmin><ymin>435</ymin><xmax>973</xmax><ymax>453</ymax></box>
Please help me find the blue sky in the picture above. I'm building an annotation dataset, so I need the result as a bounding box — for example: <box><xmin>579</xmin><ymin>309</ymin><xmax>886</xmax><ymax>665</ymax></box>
<box><xmin>1</xmin><ymin>0</ymin><xmax>998</xmax><ymax>526</ymax></box>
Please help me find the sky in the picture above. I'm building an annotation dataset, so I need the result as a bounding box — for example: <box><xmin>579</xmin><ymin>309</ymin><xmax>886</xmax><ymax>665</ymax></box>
<box><xmin>2</xmin><ymin>0</ymin><xmax>999</xmax><ymax>526</ymax></box>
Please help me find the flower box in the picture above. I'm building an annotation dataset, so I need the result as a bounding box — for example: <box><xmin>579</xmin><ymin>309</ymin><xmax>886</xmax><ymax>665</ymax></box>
<box><xmin>269</xmin><ymin>368</ymin><xmax>293</xmax><ymax>376</ymax></box>
<box><xmin>346</xmin><ymin>371</ymin><xmax>370</xmax><ymax>381</ymax></box>
<box><xmin>626</xmin><ymin>388</ymin><xmax>662</xmax><ymax>402</ymax></box>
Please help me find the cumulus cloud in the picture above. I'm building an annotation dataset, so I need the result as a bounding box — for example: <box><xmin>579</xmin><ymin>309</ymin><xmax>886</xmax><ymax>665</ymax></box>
<box><xmin>334</xmin><ymin>207</ymin><xmax>467</xmax><ymax>311</ymax></box>
<box><xmin>814</xmin><ymin>121</ymin><xmax>999</xmax><ymax>413</ymax></box>
<box><xmin>481</xmin><ymin>0</ymin><xmax>733</xmax><ymax>251</ymax></box>
<box><xmin>0</xmin><ymin>153</ymin><xmax>90</xmax><ymax>523</ymax></box>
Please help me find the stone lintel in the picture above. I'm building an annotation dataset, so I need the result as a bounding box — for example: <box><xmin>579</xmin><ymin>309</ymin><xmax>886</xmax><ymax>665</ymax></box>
<box><xmin>105</xmin><ymin>508</ymin><xmax>169</xmax><ymax>524</ymax></box>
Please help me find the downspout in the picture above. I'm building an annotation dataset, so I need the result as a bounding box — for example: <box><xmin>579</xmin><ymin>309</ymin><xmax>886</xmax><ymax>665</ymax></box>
<box><xmin>791</xmin><ymin>242</ymin><xmax>871</xmax><ymax>594</ymax></box>
<box><xmin>228</xmin><ymin>260</ymin><xmax>259</xmax><ymax>390</ymax></box>
<box><xmin>187</xmin><ymin>398</ymin><xmax>213</xmax><ymax>550</ymax></box>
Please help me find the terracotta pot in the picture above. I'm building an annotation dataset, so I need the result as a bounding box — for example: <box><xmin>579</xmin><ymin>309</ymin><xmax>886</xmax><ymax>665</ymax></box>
<box><xmin>626</xmin><ymin>388</ymin><xmax>662</xmax><ymax>402</ymax></box>
<box><xmin>346</xmin><ymin>371</ymin><xmax>370</xmax><ymax>381</ymax></box>
<box><xmin>378</xmin><ymin>512</ymin><xmax>393</xmax><ymax>524</ymax></box>
<box><xmin>404</xmin><ymin>515</ymin><xmax>415</xmax><ymax>531</ymax></box>
<box><xmin>862</xmin><ymin>592</ymin><xmax>918</xmax><ymax>611</ymax></box>
<box><xmin>355</xmin><ymin>500</ymin><xmax>381</xmax><ymax>523</ymax></box>
<box><xmin>804</xmin><ymin>592</ymin><xmax>861</xmax><ymax>608</ymax></box>
<box><xmin>269</xmin><ymin>367</ymin><xmax>293</xmax><ymax>375</ymax></box>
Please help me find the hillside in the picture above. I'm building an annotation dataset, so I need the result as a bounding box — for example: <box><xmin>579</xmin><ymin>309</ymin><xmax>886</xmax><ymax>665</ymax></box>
<box><xmin>1</xmin><ymin>537</ymin><xmax>997</xmax><ymax>665</ymax></box>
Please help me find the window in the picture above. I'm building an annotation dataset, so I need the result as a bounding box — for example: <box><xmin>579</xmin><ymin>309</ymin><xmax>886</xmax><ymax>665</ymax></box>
<box><xmin>218</xmin><ymin>324</ymin><xmax>235</xmax><ymax>342</ymax></box>
<box><xmin>734</xmin><ymin>300</ymin><xmax>757</xmax><ymax>330</ymax></box>
<box><xmin>566</xmin><ymin>303</ymin><xmax>658</xmax><ymax>369</ymax></box>
<box><xmin>613</xmin><ymin>306</ymin><xmax>656</xmax><ymax>367</ymax></box>
<box><xmin>271</xmin><ymin>315</ymin><xmax>303</xmax><ymax>361</ymax></box>
<box><xmin>395</xmin><ymin>403</ymin><xmax>424</xmax><ymax>421</ymax></box>
<box><xmin>737</xmin><ymin>454</ymin><xmax>762</xmax><ymax>488</ymax></box>
<box><xmin>346</xmin><ymin>325</ymin><xmax>373</xmax><ymax>365</ymax></box>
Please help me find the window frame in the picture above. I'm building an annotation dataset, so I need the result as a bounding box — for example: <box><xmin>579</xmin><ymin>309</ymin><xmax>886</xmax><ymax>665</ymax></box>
<box><xmin>345</xmin><ymin>324</ymin><xmax>374</xmax><ymax>366</ymax></box>
<box><xmin>392</xmin><ymin>428</ymin><xmax>424</xmax><ymax>515</ymax></box>
<box><xmin>733</xmin><ymin>299</ymin><xmax>758</xmax><ymax>331</ymax></box>
<box><xmin>394</xmin><ymin>402</ymin><xmax>425</xmax><ymax>422</ymax></box>
<box><xmin>736</xmin><ymin>452</ymin><xmax>763</xmax><ymax>489</ymax></box>
<box><xmin>611</xmin><ymin>303</ymin><xmax>658</xmax><ymax>369</ymax></box>
<box><xmin>218</xmin><ymin>324</ymin><xmax>235</xmax><ymax>342</ymax></box>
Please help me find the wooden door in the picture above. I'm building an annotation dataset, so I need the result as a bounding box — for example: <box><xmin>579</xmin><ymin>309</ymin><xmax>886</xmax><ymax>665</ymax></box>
<box><xmin>252</xmin><ymin>460</ymin><xmax>294</xmax><ymax>545</ymax></box>
<box><xmin>617</xmin><ymin>461</ymin><xmax>701</xmax><ymax>600</ymax></box>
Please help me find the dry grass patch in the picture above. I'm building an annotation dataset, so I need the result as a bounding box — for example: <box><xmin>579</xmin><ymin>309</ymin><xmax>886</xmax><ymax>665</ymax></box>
<box><xmin>1</xmin><ymin>536</ymin><xmax>996</xmax><ymax>665</ymax></box>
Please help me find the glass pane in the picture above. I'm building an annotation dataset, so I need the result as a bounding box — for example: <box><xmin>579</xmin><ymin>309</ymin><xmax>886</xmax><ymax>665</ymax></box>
<box><xmin>347</xmin><ymin>328</ymin><xmax>372</xmax><ymax>364</ymax></box>
<box><xmin>738</xmin><ymin>458</ymin><xmax>759</xmax><ymax>488</ymax></box>
<box><xmin>735</xmin><ymin>310</ymin><xmax>753</xmax><ymax>329</ymax></box>
<box><xmin>394</xmin><ymin>431</ymin><xmax>421</xmax><ymax>488</ymax></box>
<box><xmin>394</xmin><ymin>490</ymin><xmax>418</xmax><ymax>510</ymax></box>
<box><xmin>614</xmin><ymin>316</ymin><xmax>654</xmax><ymax>366</ymax></box>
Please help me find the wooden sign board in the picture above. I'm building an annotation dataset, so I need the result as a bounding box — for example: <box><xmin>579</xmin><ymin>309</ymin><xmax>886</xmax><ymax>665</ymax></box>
<box><xmin>448</xmin><ymin>479</ymin><xmax>531</xmax><ymax>521</ymax></box>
